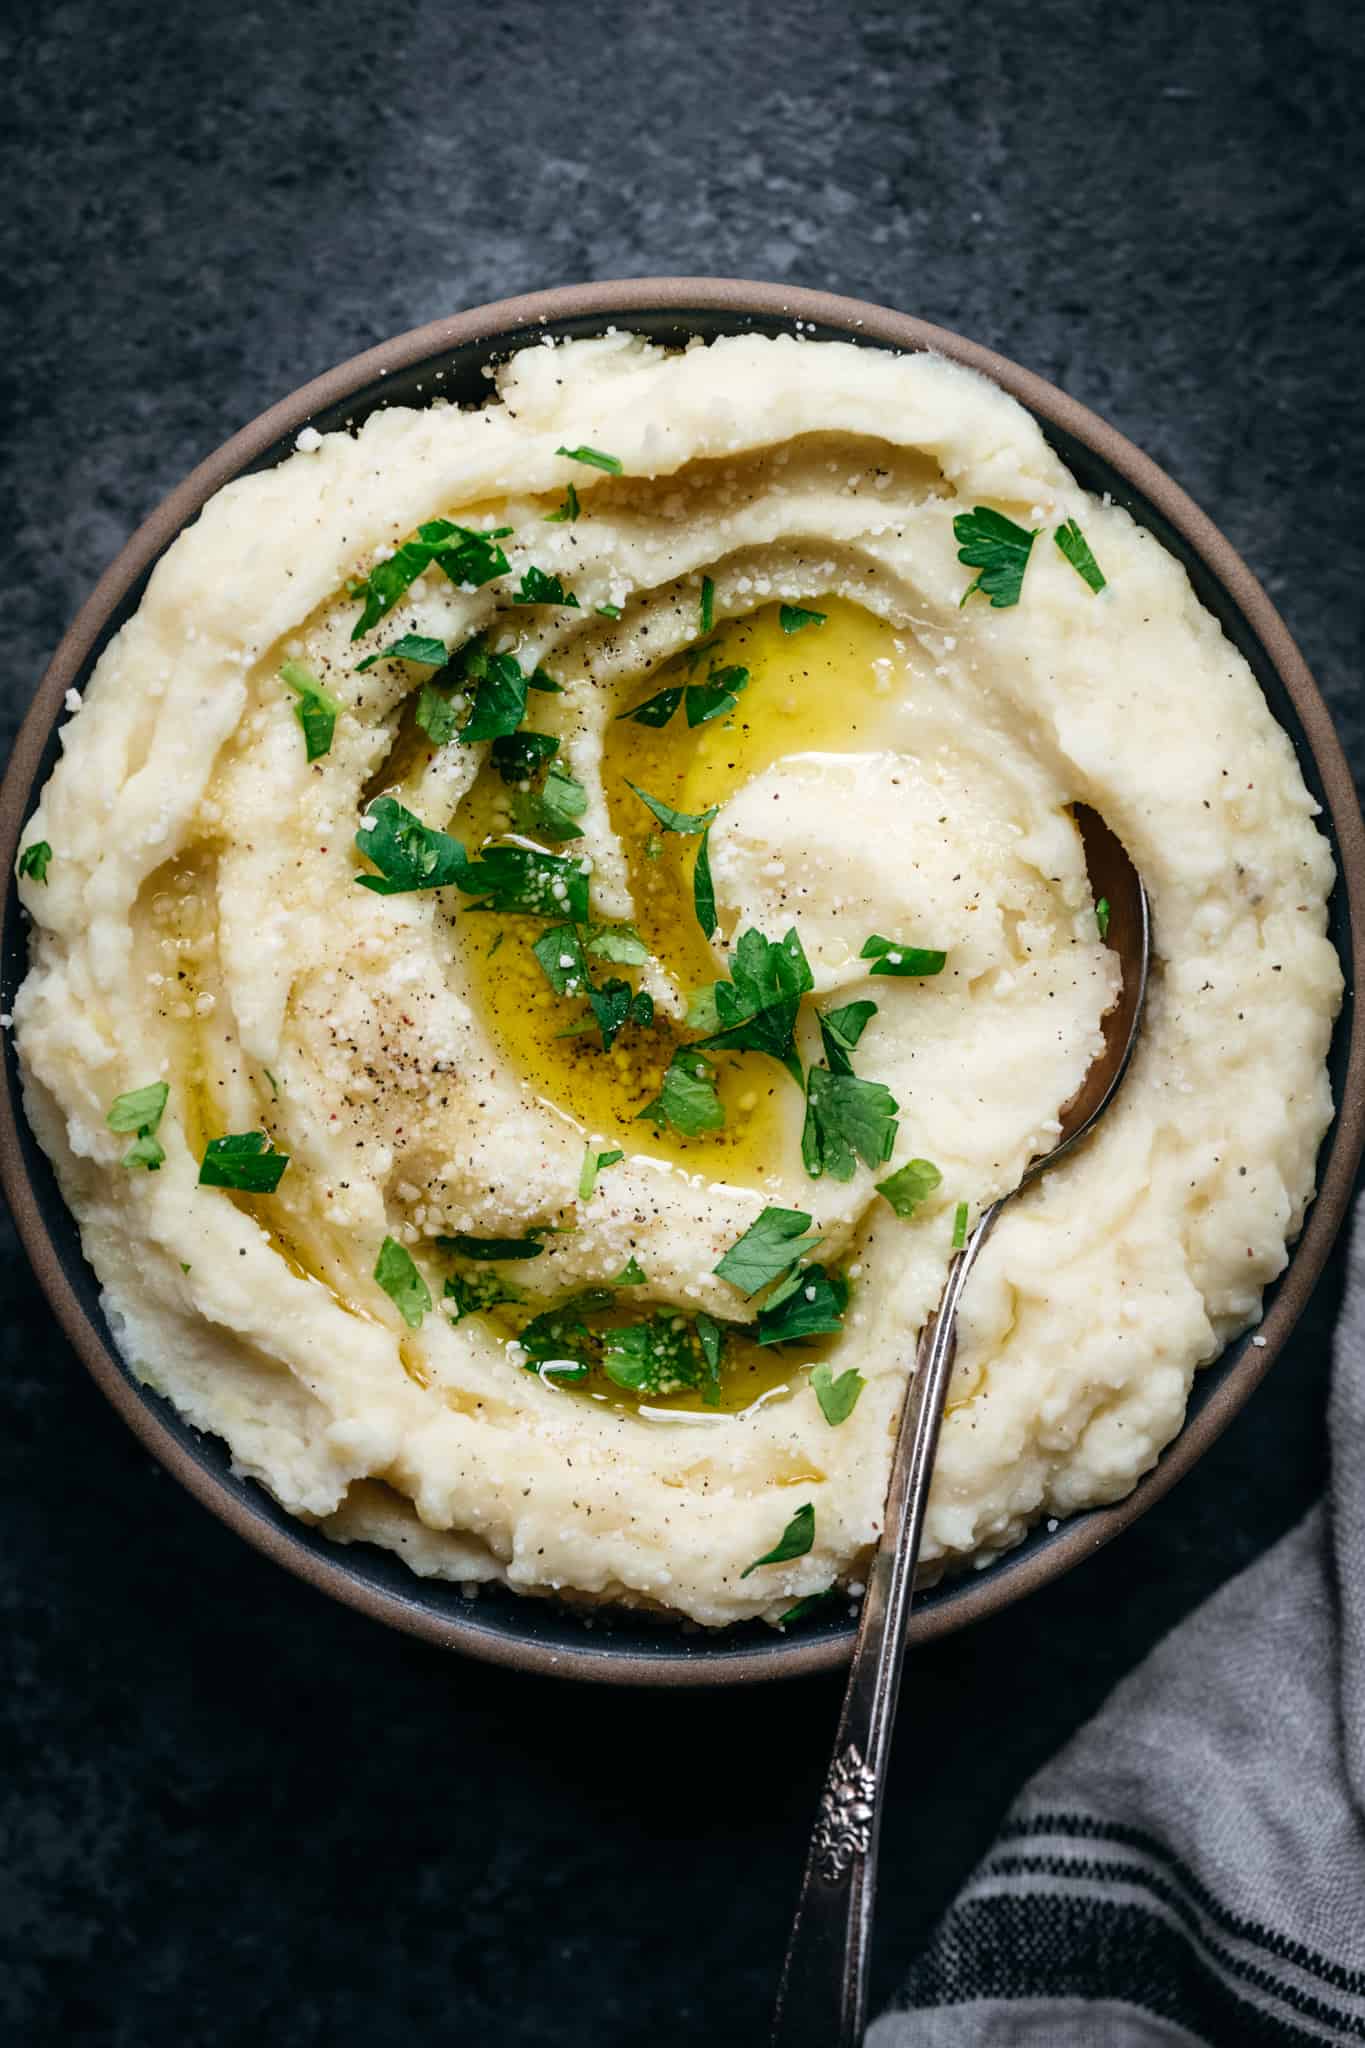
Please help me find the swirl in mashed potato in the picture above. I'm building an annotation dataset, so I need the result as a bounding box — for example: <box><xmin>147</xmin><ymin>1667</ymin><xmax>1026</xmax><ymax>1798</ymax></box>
<box><xmin>12</xmin><ymin>333</ymin><xmax>1340</xmax><ymax>1626</ymax></box>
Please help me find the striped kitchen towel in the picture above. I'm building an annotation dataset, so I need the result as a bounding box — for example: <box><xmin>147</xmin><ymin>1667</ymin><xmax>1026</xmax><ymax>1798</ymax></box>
<box><xmin>871</xmin><ymin>1203</ymin><xmax>1365</xmax><ymax>2047</ymax></box>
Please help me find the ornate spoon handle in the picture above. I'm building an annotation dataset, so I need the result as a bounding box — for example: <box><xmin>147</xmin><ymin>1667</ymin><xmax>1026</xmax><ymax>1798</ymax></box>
<box><xmin>770</xmin><ymin>1200</ymin><xmax>1003</xmax><ymax>2047</ymax></box>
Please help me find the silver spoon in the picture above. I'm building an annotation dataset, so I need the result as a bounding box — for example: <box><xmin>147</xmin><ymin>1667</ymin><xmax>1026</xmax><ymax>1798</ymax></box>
<box><xmin>771</xmin><ymin>802</ymin><xmax>1151</xmax><ymax>2048</ymax></box>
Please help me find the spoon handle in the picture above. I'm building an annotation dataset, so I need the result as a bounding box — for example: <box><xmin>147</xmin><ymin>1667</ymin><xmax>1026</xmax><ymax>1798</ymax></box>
<box><xmin>770</xmin><ymin>1201</ymin><xmax>1003</xmax><ymax>2048</ymax></box>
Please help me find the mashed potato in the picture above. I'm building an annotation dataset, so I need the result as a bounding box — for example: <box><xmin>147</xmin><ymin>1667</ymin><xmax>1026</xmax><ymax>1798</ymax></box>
<box><xmin>11</xmin><ymin>332</ymin><xmax>1340</xmax><ymax>1626</ymax></box>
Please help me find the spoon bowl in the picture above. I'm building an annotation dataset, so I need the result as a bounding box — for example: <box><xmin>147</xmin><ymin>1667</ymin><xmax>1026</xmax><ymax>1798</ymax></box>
<box><xmin>771</xmin><ymin>803</ymin><xmax>1152</xmax><ymax>2047</ymax></box>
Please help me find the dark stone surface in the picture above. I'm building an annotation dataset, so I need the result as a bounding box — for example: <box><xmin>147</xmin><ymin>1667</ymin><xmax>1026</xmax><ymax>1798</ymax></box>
<box><xmin>1</xmin><ymin>3</ymin><xmax>1361</xmax><ymax>2043</ymax></box>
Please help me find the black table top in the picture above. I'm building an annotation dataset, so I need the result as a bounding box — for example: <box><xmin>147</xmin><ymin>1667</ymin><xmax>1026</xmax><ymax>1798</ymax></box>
<box><xmin>3</xmin><ymin>4</ymin><xmax>1361</xmax><ymax>2042</ymax></box>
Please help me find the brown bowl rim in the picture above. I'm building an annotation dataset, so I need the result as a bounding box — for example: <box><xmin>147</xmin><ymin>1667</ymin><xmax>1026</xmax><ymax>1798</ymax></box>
<box><xmin>2</xmin><ymin>276</ymin><xmax>1361</xmax><ymax>1687</ymax></box>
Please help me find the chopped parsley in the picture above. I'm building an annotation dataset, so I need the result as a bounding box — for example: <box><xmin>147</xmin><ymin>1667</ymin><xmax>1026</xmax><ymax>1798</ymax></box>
<box><xmin>515</xmin><ymin>1298</ymin><xmax>598</xmax><ymax>1383</ymax></box>
<box><xmin>740</xmin><ymin>1502</ymin><xmax>815</xmax><ymax>1577</ymax></box>
<box><xmin>614</xmin><ymin>1256</ymin><xmax>648</xmax><ymax>1286</ymax></box>
<box><xmin>107</xmin><ymin>1082</ymin><xmax>169</xmax><ymax>1173</ymax></box>
<box><xmin>699</xmin><ymin>576</ymin><xmax>715</xmax><ymax>635</ymax></box>
<box><xmin>626</xmin><ymin>782</ymin><xmax>718</xmax><ymax>836</ymax></box>
<box><xmin>1054</xmin><ymin>517</ymin><xmax>1107</xmax><ymax>593</ymax></box>
<box><xmin>860</xmin><ymin>934</ymin><xmax>947</xmax><ymax>978</ymax></box>
<box><xmin>779</xmin><ymin>604</ymin><xmax>827</xmax><ymax>633</ymax></box>
<box><xmin>602</xmin><ymin>1315</ymin><xmax>706</xmax><ymax>1396</ymax></box>
<box><xmin>685</xmin><ymin>983</ymin><xmax>720</xmax><ymax>1032</ymax></box>
<box><xmin>354</xmin><ymin>632</ymin><xmax>449</xmax><ymax>673</ymax></box>
<box><xmin>532</xmin><ymin>925</ymin><xmax>651</xmax><ymax>1049</ymax></box>
<box><xmin>545</xmin><ymin>482</ymin><xmax>580</xmax><ymax>523</ymax></box>
<box><xmin>279</xmin><ymin>660</ymin><xmax>341</xmax><ymax>763</ymax></box>
<box><xmin>374</xmin><ymin>1236</ymin><xmax>431</xmax><ymax>1329</ymax></box>
<box><xmin>355</xmin><ymin>797</ymin><xmax>469</xmax><ymax>894</ymax></box>
<box><xmin>198</xmin><ymin>1131</ymin><xmax>289</xmax><ymax>1193</ymax></box>
<box><xmin>693</xmin><ymin>827</ymin><xmax>717</xmax><ymax>939</ymax></box>
<box><xmin>491</xmin><ymin>730</ymin><xmax>560</xmax><ymax>783</ymax></box>
<box><xmin>952</xmin><ymin>1201</ymin><xmax>970</xmax><ymax>1249</ymax></box>
<box><xmin>17</xmin><ymin>840</ymin><xmax>51</xmax><ymax>884</ymax></box>
<box><xmin>588</xmin><ymin>978</ymin><xmax>654</xmax><ymax>1051</ymax></box>
<box><xmin>531</xmin><ymin>923</ymin><xmax>592</xmax><ymax>997</ymax></box>
<box><xmin>778</xmin><ymin>1588</ymin><xmax>839</xmax><ymax>1627</ymax></box>
<box><xmin>618</xmin><ymin>684</ymin><xmax>683</xmax><ymax>728</ymax></box>
<box><xmin>801</xmin><ymin>1067</ymin><xmax>899</xmax><ymax>1182</ymax></box>
<box><xmin>684</xmin><ymin>664</ymin><xmax>749</xmax><ymax>727</ymax></box>
<box><xmin>415</xmin><ymin>682</ymin><xmax>462</xmax><ymax>746</ymax></box>
<box><xmin>439</xmin><ymin>1232</ymin><xmax>545</xmax><ymax>1261</ymax></box>
<box><xmin>583</xmin><ymin>923</ymin><xmax>648</xmax><ymax>965</ymax></box>
<box><xmin>695</xmin><ymin>1312</ymin><xmax>724</xmax><ymax>1406</ymax></box>
<box><xmin>458</xmin><ymin>845</ymin><xmax>591</xmax><ymax>920</ymax></box>
<box><xmin>556</xmin><ymin>445</ymin><xmax>623</xmax><ymax>474</ymax></box>
<box><xmin>596</xmin><ymin>603</ymin><xmax>623</xmax><ymax>620</ymax></box>
<box><xmin>529</xmin><ymin>761</ymin><xmax>588</xmax><ymax>842</ymax></box>
<box><xmin>1095</xmin><ymin>896</ymin><xmax>1111</xmax><ymax>940</ymax></box>
<box><xmin>875</xmin><ymin>1157</ymin><xmax>942</xmax><ymax>1218</ymax></box>
<box><xmin>811</xmin><ymin>1361</ymin><xmax>865</xmax><ymax>1426</ymax></box>
<box><xmin>578</xmin><ymin>1145</ymin><xmax>625</xmax><ymax>1200</ymax></box>
<box><xmin>817</xmin><ymin>1000</ymin><xmax>877</xmax><ymax>1076</ymax></box>
<box><xmin>445</xmin><ymin>1267</ymin><xmax>527</xmax><ymax>1323</ymax></box>
<box><xmin>637</xmin><ymin>1048</ymin><xmax>725</xmax><ymax>1137</ymax></box>
<box><xmin>954</xmin><ymin>505</ymin><xmax>1038</xmax><ymax>610</ymax></box>
<box><xmin>715</xmin><ymin>1205</ymin><xmax>823</xmax><ymax>1297</ymax></box>
<box><xmin>698</xmin><ymin>926</ymin><xmax>814</xmax><ymax>1086</ymax></box>
<box><xmin>619</xmin><ymin>666</ymin><xmax>748</xmax><ymax>730</ymax></box>
<box><xmin>350</xmin><ymin>519</ymin><xmax>511</xmax><ymax>641</ymax></box>
<box><xmin>454</xmin><ymin>641</ymin><xmax>538</xmax><ymax>742</ymax></box>
<box><xmin>755</xmin><ymin>1263</ymin><xmax>848</xmax><ymax>1346</ymax></box>
<box><xmin>512</xmin><ymin>565</ymin><xmax>580</xmax><ymax>608</ymax></box>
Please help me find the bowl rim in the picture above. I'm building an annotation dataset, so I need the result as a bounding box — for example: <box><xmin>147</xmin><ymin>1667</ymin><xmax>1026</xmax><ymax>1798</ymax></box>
<box><xmin>2</xmin><ymin>275</ymin><xmax>1362</xmax><ymax>1688</ymax></box>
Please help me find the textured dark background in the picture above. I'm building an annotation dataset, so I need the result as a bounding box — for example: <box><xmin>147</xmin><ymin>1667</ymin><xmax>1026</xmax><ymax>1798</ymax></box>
<box><xmin>2</xmin><ymin>2</ymin><xmax>1362</xmax><ymax>2044</ymax></box>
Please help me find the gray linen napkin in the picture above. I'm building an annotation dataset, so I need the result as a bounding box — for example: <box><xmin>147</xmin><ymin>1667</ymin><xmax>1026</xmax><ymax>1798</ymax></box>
<box><xmin>870</xmin><ymin>1202</ymin><xmax>1365</xmax><ymax>2048</ymax></box>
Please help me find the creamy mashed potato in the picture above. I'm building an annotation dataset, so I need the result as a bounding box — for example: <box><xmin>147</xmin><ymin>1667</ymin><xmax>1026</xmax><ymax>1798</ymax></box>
<box><xmin>12</xmin><ymin>333</ymin><xmax>1340</xmax><ymax>1627</ymax></box>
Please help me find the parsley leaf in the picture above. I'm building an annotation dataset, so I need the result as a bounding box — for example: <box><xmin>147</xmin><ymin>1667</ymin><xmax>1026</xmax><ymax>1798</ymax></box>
<box><xmin>626</xmin><ymin>782</ymin><xmax>718</xmax><ymax>836</ymax></box>
<box><xmin>818</xmin><ymin>1000</ymin><xmax>877</xmax><ymax>1076</ymax></box>
<box><xmin>685</xmin><ymin>983</ymin><xmax>720</xmax><ymax>1033</ymax></box>
<box><xmin>695</xmin><ymin>1312</ymin><xmax>724</xmax><ymax>1406</ymax></box>
<box><xmin>512</xmin><ymin>566</ymin><xmax>580</xmax><ymax>608</ymax></box>
<box><xmin>355</xmin><ymin>797</ymin><xmax>469</xmax><ymax>895</ymax></box>
<box><xmin>491</xmin><ymin>731</ymin><xmax>560</xmax><ymax>783</ymax></box>
<box><xmin>108</xmin><ymin>1082</ymin><xmax>169</xmax><ymax>1173</ymax></box>
<box><xmin>350</xmin><ymin>521</ymin><xmax>511</xmax><ymax>640</ymax></box>
<box><xmin>618</xmin><ymin>684</ymin><xmax>684</xmax><ymax>728</ymax></box>
<box><xmin>279</xmin><ymin>660</ymin><xmax>341</xmax><ymax>763</ymax></box>
<box><xmin>637</xmin><ymin>1048</ymin><xmax>725</xmax><ymax>1136</ymax></box>
<box><xmin>587</xmin><ymin>978</ymin><xmax>654</xmax><ymax>1052</ymax></box>
<box><xmin>17</xmin><ymin>840</ymin><xmax>51</xmax><ymax>884</ymax></box>
<box><xmin>439</xmin><ymin>1232</ymin><xmax>545</xmax><ymax>1261</ymax></box>
<box><xmin>614</xmin><ymin>1255</ymin><xmax>647</xmax><ymax>1285</ymax></box>
<box><xmin>1095</xmin><ymin>896</ymin><xmax>1111</xmax><ymax>940</ymax></box>
<box><xmin>875</xmin><ymin>1157</ymin><xmax>942</xmax><ymax>1218</ymax></box>
<box><xmin>602</xmin><ymin>1316</ymin><xmax>706</xmax><ymax>1396</ymax></box>
<box><xmin>715</xmin><ymin>1206</ymin><xmax>823</xmax><ymax>1296</ymax></box>
<box><xmin>106</xmin><ymin>1082</ymin><xmax>169</xmax><ymax>1134</ymax></box>
<box><xmin>755</xmin><ymin>1264</ymin><xmax>848</xmax><ymax>1345</ymax></box>
<box><xmin>556</xmin><ymin>445</ymin><xmax>623</xmax><ymax>474</ymax></box>
<box><xmin>445</xmin><ymin>1267</ymin><xmax>527</xmax><ymax>1322</ymax></box>
<box><xmin>859</xmin><ymin>934</ymin><xmax>947</xmax><ymax>978</ymax></box>
<box><xmin>811</xmin><ymin>1361</ymin><xmax>864</xmax><ymax>1425</ymax></box>
<box><xmin>1054</xmin><ymin>517</ymin><xmax>1107</xmax><ymax>593</ymax></box>
<box><xmin>801</xmin><ymin>1067</ymin><xmax>899</xmax><ymax>1182</ymax></box>
<box><xmin>596</xmin><ymin>603</ymin><xmax>622</xmax><ymax>620</ymax></box>
<box><xmin>779</xmin><ymin>604</ymin><xmax>827</xmax><ymax>633</ymax></box>
<box><xmin>778</xmin><ymin>1588</ymin><xmax>839</xmax><ymax>1627</ymax></box>
<box><xmin>952</xmin><ymin>1201</ymin><xmax>970</xmax><ymax>1249</ymax></box>
<box><xmin>545</xmin><ymin>482</ymin><xmax>580</xmax><ymax>523</ymax></box>
<box><xmin>699</xmin><ymin>576</ymin><xmax>715</xmax><ymax>635</ymax></box>
<box><xmin>198</xmin><ymin>1131</ymin><xmax>289</xmax><ymax>1193</ymax></box>
<box><xmin>531</xmin><ymin>762</ymin><xmax>588</xmax><ymax>842</ymax></box>
<box><xmin>515</xmin><ymin>1300</ymin><xmax>596</xmax><ymax>1383</ymax></box>
<box><xmin>583</xmin><ymin>923</ymin><xmax>648</xmax><ymax>965</ymax></box>
<box><xmin>698</xmin><ymin>926</ymin><xmax>814</xmax><ymax>1086</ymax></box>
<box><xmin>354</xmin><ymin>633</ymin><xmax>449</xmax><ymax>673</ymax></box>
<box><xmin>461</xmin><ymin>649</ymin><xmax>533</xmax><ymax>741</ymax></box>
<box><xmin>684</xmin><ymin>664</ymin><xmax>749</xmax><ymax>727</ymax></box>
<box><xmin>374</xmin><ymin>1236</ymin><xmax>431</xmax><ymax>1328</ymax></box>
<box><xmin>578</xmin><ymin>1145</ymin><xmax>624</xmax><ymax>1200</ymax></box>
<box><xmin>740</xmin><ymin>1502</ymin><xmax>815</xmax><ymax>1577</ymax></box>
<box><xmin>531</xmin><ymin>924</ymin><xmax>592</xmax><ymax>997</ymax></box>
<box><xmin>458</xmin><ymin>846</ymin><xmax>590</xmax><ymax>920</ymax></box>
<box><xmin>954</xmin><ymin>505</ymin><xmax>1038</xmax><ymax>609</ymax></box>
<box><xmin>693</xmin><ymin>826</ymin><xmax>717</xmax><ymax>940</ymax></box>
<box><xmin>415</xmin><ymin>682</ymin><xmax>463</xmax><ymax>746</ymax></box>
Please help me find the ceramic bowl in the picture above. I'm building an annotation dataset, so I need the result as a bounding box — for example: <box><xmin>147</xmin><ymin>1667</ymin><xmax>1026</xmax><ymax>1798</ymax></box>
<box><xmin>3</xmin><ymin>278</ymin><xmax>1361</xmax><ymax>1684</ymax></box>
